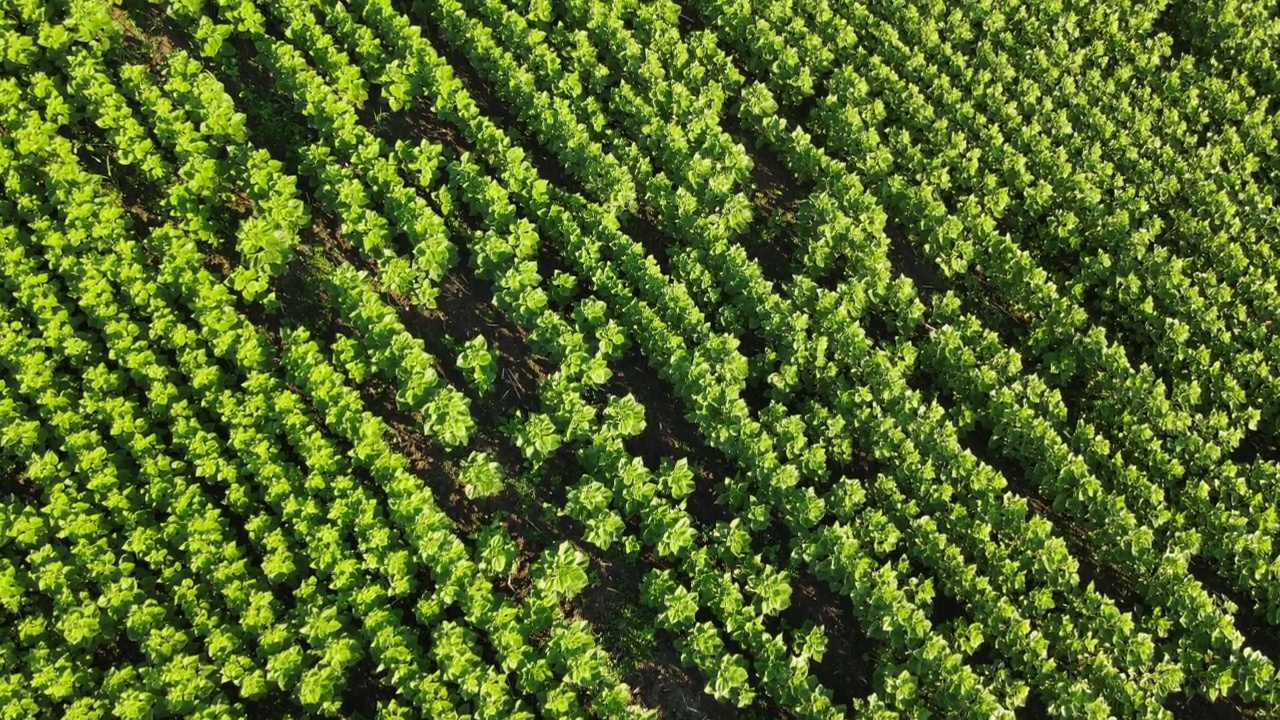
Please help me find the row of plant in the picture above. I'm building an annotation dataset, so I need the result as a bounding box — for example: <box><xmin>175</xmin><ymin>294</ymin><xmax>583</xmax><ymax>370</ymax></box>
<box><xmin>6</xmin><ymin>5</ymin><xmax>653</xmax><ymax>716</ymax></box>
<box><xmin>847</xmin><ymin>0</ymin><xmax>1280</xmax><ymax>623</ymax></box>
<box><xmin>801</xmin><ymin>0</ymin><xmax>1280</xmax><ymax>626</ymax></box>
<box><xmin>166</xmin><ymin>2</ymin><xmax>652</xmax><ymax>708</ymax></box>
<box><xmin>7</xmin><ymin>0</ymin><xmax>1277</xmax><ymax>716</ymax></box>
<box><xmin>0</xmin><ymin>76</ymin><xmax>295</xmax><ymax>715</ymax></box>
<box><xmin>473</xmin><ymin>0</ymin><xmax>1280</xmax><ymax>707</ymax></box>
<box><xmin>119</xmin><ymin>18</ymin><xmax>670</xmax><ymax>716</ymax></box>
<box><xmin>708</xmin><ymin>0</ymin><xmax>1278</xmax><ymax>448</ymax></box>
<box><xmin>417</xmin><ymin>0</ymin><xmax>1249</xmax><ymax>707</ymax></box>
<box><xmin>880</xmin><ymin>0</ymin><xmax>1280</xmax><ymax>434</ymax></box>
<box><xmin>340</xmin><ymin>0</ymin><xmax>1025</xmax><ymax>713</ymax></box>
<box><xmin>235</xmin><ymin>0</ymin><xmax>901</xmax><ymax>712</ymax></box>
<box><xmin>444</xmin><ymin>2</ymin><xmax>1205</xmax><ymax>714</ymax></box>
<box><xmin>696</xmin><ymin>0</ymin><xmax>1274</xmax><ymax>707</ymax></box>
<box><xmin>910</xmin><ymin>0</ymin><xmax>1280</xmax><ymax>426</ymax></box>
<box><xmin>204</xmin><ymin>0</ymin><xmax>863</xmax><ymax>711</ymax></box>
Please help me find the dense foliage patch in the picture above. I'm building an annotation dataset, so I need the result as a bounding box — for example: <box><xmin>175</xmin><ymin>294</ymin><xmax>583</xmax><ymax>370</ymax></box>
<box><xmin>1</xmin><ymin>0</ymin><xmax>1279</xmax><ymax>718</ymax></box>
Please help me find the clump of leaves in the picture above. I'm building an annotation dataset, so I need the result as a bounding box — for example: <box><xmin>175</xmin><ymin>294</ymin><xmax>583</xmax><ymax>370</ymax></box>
<box><xmin>531</xmin><ymin>542</ymin><xmax>589</xmax><ymax>602</ymax></box>
<box><xmin>456</xmin><ymin>335</ymin><xmax>496</xmax><ymax>395</ymax></box>
<box><xmin>475</xmin><ymin>523</ymin><xmax>519</xmax><ymax>579</ymax></box>
<box><xmin>513</xmin><ymin>411</ymin><xmax>561</xmax><ymax>463</ymax></box>
<box><xmin>458</xmin><ymin>450</ymin><xmax>504</xmax><ymax>499</ymax></box>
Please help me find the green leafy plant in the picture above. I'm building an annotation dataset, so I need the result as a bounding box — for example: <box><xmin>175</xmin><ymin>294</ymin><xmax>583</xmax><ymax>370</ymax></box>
<box><xmin>456</xmin><ymin>335</ymin><xmax>497</xmax><ymax>395</ymax></box>
<box><xmin>475</xmin><ymin>523</ymin><xmax>519</xmax><ymax>579</ymax></box>
<box><xmin>532</xmin><ymin>543</ymin><xmax>589</xmax><ymax>602</ymax></box>
<box><xmin>513</xmin><ymin>411</ymin><xmax>561</xmax><ymax>462</ymax></box>
<box><xmin>459</xmin><ymin>450</ymin><xmax>504</xmax><ymax>499</ymax></box>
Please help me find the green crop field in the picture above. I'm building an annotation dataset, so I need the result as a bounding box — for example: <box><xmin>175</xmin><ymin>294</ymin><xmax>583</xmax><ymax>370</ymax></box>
<box><xmin>1</xmin><ymin>0</ymin><xmax>1279</xmax><ymax>717</ymax></box>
